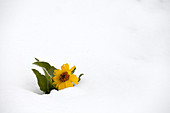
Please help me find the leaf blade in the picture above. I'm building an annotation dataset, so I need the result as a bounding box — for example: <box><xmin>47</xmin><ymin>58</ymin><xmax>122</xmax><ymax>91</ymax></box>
<box><xmin>32</xmin><ymin>69</ymin><xmax>49</xmax><ymax>94</ymax></box>
<box><xmin>35</xmin><ymin>58</ymin><xmax>39</xmax><ymax>62</ymax></box>
<box><xmin>33</xmin><ymin>61</ymin><xmax>51</xmax><ymax>69</ymax></box>
<box><xmin>33</xmin><ymin>61</ymin><xmax>56</xmax><ymax>77</ymax></box>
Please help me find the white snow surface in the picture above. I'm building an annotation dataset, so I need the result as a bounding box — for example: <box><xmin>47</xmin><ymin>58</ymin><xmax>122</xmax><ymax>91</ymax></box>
<box><xmin>0</xmin><ymin>0</ymin><xmax>170</xmax><ymax>113</ymax></box>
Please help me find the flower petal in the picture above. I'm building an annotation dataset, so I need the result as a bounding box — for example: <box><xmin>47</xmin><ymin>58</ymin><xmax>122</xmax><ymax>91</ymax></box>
<box><xmin>65</xmin><ymin>81</ymin><xmax>73</xmax><ymax>88</ymax></box>
<box><xmin>52</xmin><ymin>77</ymin><xmax>60</xmax><ymax>83</ymax></box>
<box><xmin>58</xmin><ymin>82</ymin><xmax>65</xmax><ymax>90</ymax></box>
<box><xmin>70</xmin><ymin>74</ymin><xmax>79</xmax><ymax>85</ymax></box>
<box><xmin>65</xmin><ymin>63</ymin><xmax>69</xmax><ymax>71</ymax></box>
<box><xmin>56</xmin><ymin>82</ymin><xmax>61</xmax><ymax>88</ymax></box>
<box><xmin>61</xmin><ymin>63</ymin><xmax>69</xmax><ymax>72</ymax></box>
<box><xmin>70</xmin><ymin>66</ymin><xmax>76</xmax><ymax>72</ymax></box>
<box><xmin>53</xmin><ymin>69</ymin><xmax>62</xmax><ymax>77</ymax></box>
<box><xmin>52</xmin><ymin>81</ymin><xmax>58</xmax><ymax>85</ymax></box>
<box><xmin>67</xmin><ymin>70</ymin><xmax>71</xmax><ymax>75</ymax></box>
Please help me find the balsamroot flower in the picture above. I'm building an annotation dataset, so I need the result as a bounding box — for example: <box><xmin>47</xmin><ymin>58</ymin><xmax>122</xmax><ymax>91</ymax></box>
<box><xmin>32</xmin><ymin>58</ymin><xmax>83</xmax><ymax>94</ymax></box>
<box><xmin>52</xmin><ymin>63</ymin><xmax>79</xmax><ymax>90</ymax></box>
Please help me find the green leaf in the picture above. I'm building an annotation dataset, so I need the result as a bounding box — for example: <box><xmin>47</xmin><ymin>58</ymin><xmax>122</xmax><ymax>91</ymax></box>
<box><xmin>49</xmin><ymin>66</ymin><xmax>57</xmax><ymax>76</ymax></box>
<box><xmin>33</xmin><ymin>61</ymin><xmax>56</xmax><ymax>77</ymax></box>
<box><xmin>43</xmin><ymin>69</ymin><xmax>51</xmax><ymax>92</ymax></box>
<box><xmin>32</xmin><ymin>69</ymin><xmax>50</xmax><ymax>94</ymax></box>
<box><xmin>71</xmin><ymin>67</ymin><xmax>76</xmax><ymax>74</ymax></box>
<box><xmin>33</xmin><ymin>61</ymin><xmax>51</xmax><ymax>69</ymax></box>
<box><xmin>43</xmin><ymin>69</ymin><xmax>51</xmax><ymax>84</ymax></box>
<box><xmin>43</xmin><ymin>69</ymin><xmax>56</xmax><ymax>90</ymax></box>
<box><xmin>78</xmin><ymin>73</ymin><xmax>84</xmax><ymax>82</ymax></box>
<box><xmin>35</xmin><ymin>58</ymin><xmax>39</xmax><ymax>62</ymax></box>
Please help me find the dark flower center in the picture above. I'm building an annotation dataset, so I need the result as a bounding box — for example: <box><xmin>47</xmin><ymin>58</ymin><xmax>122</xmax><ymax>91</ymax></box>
<box><xmin>60</xmin><ymin>72</ymin><xmax>69</xmax><ymax>82</ymax></box>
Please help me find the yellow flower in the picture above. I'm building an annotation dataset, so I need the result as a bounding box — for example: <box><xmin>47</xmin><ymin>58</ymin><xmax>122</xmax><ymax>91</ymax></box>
<box><xmin>52</xmin><ymin>63</ymin><xmax>79</xmax><ymax>90</ymax></box>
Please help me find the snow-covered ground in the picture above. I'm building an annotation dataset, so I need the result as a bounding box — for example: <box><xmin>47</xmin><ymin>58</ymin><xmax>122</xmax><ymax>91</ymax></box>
<box><xmin>0</xmin><ymin>0</ymin><xmax>170</xmax><ymax>113</ymax></box>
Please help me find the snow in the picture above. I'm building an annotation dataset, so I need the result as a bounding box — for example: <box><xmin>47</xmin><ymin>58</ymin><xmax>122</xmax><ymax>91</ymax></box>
<box><xmin>0</xmin><ymin>0</ymin><xmax>170</xmax><ymax>113</ymax></box>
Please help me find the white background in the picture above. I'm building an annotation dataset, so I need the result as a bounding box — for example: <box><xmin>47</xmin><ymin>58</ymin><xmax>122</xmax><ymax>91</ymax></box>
<box><xmin>0</xmin><ymin>0</ymin><xmax>170</xmax><ymax>113</ymax></box>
